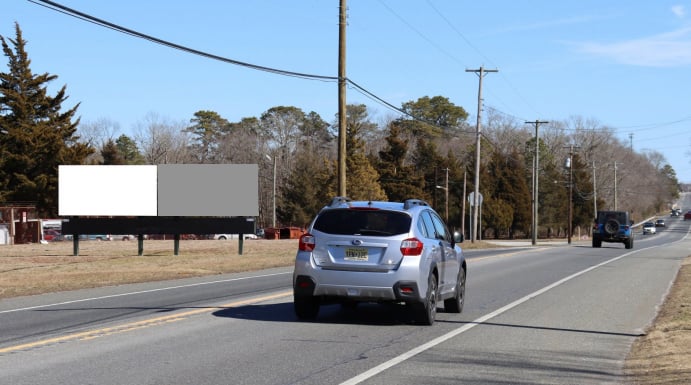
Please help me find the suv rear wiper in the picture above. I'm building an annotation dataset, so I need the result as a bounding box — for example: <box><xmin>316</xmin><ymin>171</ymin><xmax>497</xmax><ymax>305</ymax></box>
<box><xmin>355</xmin><ymin>229</ymin><xmax>394</xmax><ymax>236</ymax></box>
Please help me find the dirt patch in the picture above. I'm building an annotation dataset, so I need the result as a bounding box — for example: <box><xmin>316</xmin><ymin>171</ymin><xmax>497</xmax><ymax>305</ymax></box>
<box><xmin>624</xmin><ymin>255</ymin><xmax>691</xmax><ymax>384</ymax></box>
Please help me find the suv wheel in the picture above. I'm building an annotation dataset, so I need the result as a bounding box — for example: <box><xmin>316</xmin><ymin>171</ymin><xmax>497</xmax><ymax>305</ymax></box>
<box><xmin>625</xmin><ymin>238</ymin><xmax>633</xmax><ymax>249</ymax></box>
<box><xmin>444</xmin><ymin>268</ymin><xmax>465</xmax><ymax>313</ymax></box>
<box><xmin>592</xmin><ymin>237</ymin><xmax>602</xmax><ymax>248</ymax></box>
<box><xmin>414</xmin><ymin>274</ymin><xmax>438</xmax><ymax>325</ymax></box>
<box><xmin>294</xmin><ymin>295</ymin><xmax>319</xmax><ymax>320</ymax></box>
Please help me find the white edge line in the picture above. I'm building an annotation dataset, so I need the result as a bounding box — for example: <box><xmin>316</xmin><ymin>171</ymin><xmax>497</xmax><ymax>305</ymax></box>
<box><xmin>339</xmin><ymin>242</ymin><xmax>673</xmax><ymax>385</ymax></box>
<box><xmin>0</xmin><ymin>271</ymin><xmax>291</xmax><ymax>314</ymax></box>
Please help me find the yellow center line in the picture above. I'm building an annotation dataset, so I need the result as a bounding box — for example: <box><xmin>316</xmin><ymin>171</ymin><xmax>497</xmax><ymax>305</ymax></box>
<box><xmin>0</xmin><ymin>290</ymin><xmax>293</xmax><ymax>354</ymax></box>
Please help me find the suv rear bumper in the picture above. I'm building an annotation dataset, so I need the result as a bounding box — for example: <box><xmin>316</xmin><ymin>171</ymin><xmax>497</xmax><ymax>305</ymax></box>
<box><xmin>294</xmin><ymin>274</ymin><xmax>424</xmax><ymax>303</ymax></box>
<box><xmin>593</xmin><ymin>234</ymin><xmax>631</xmax><ymax>242</ymax></box>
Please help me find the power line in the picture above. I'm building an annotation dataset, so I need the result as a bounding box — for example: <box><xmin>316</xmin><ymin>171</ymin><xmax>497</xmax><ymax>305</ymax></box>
<box><xmin>30</xmin><ymin>0</ymin><xmax>339</xmax><ymax>82</ymax></box>
<box><xmin>30</xmin><ymin>0</ymin><xmax>474</xmax><ymax>135</ymax></box>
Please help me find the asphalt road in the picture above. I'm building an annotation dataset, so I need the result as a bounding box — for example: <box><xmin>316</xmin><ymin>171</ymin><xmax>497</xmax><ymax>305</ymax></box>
<box><xmin>0</xmin><ymin>217</ymin><xmax>689</xmax><ymax>384</ymax></box>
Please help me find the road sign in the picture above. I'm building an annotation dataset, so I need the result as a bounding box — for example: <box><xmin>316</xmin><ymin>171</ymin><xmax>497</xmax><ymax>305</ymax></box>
<box><xmin>468</xmin><ymin>192</ymin><xmax>483</xmax><ymax>207</ymax></box>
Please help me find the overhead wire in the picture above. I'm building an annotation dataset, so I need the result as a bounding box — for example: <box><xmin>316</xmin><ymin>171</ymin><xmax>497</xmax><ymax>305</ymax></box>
<box><xmin>422</xmin><ymin>0</ymin><xmax>540</xmax><ymax>119</ymax></box>
<box><xmin>29</xmin><ymin>0</ymin><xmax>339</xmax><ymax>82</ymax></box>
<box><xmin>32</xmin><ymin>0</ymin><xmax>686</xmax><ymax>157</ymax></box>
<box><xmin>30</xmin><ymin>0</ymin><xmax>474</xmax><ymax>134</ymax></box>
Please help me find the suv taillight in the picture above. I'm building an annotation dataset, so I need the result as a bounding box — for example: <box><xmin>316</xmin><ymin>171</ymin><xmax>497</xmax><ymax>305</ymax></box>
<box><xmin>299</xmin><ymin>233</ymin><xmax>316</xmax><ymax>251</ymax></box>
<box><xmin>400</xmin><ymin>237</ymin><xmax>423</xmax><ymax>256</ymax></box>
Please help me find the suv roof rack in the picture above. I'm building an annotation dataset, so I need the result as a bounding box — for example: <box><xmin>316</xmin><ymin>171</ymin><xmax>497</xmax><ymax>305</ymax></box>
<box><xmin>403</xmin><ymin>199</ymin><xmax>429</xmax><ymax>210</ymax></box>
<box><xmin>328</xmin><ymin>196</ymin><xmax>352</xmax><ymax>208</ymax></box>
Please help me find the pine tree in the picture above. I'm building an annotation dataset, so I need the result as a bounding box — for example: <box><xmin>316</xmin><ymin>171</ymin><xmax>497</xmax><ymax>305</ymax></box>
<box><xmin>185</xmin><ymin>110</ymin><xmax>229</xmax><ymax>163</ymax></box>
<box><xmin>115</xmin><ymin>134</ymin><xmax>145</xmax><ymax>164</ymax></box>
<box><xmin>0</xmin><ymin>23</ymin><xmax>93</xmax><ymax>216</ymax></box>
<box><xmin>344</xmin><ymin>105</ymin><xmax>386</xmax><ymax>201</ymax></box>
<box><xmin>377</xmin><ymin>122</ymin><xmax>426</xmax><ymax>201</ymax></box>
<box><xmin>100</xmin><ymin>139</ymin><xmax>126</xmax><ymax>165</ymax></box>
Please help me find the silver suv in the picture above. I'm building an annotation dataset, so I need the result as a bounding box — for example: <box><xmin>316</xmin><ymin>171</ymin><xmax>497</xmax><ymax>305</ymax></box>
<box><xmin>293</xmin><ymin>197</ymin><xmax>466</xmax><ymax>325</ymax></box>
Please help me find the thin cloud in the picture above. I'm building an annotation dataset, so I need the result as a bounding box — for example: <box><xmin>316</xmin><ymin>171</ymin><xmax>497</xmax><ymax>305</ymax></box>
<box><xmin>671</xmin><ymin>5</ymin><xmax>686</xmax><ymax>18</ymax></box>
<box><xmin>573</xmin><ymin>26</ymin><xmax>691</xmax><ymax>67</ymax></box>
<box><xmin>486</xmin><ymin>14</ymin><xmax>610</xmax><ymax>36</ymax></box>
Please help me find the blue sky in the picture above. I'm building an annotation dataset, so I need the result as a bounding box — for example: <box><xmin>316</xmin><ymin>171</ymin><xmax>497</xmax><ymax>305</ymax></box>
<box><xmin>3</xmin><ymin>1</ymin><xmax>691</xmax><ymax>182</ymax></box>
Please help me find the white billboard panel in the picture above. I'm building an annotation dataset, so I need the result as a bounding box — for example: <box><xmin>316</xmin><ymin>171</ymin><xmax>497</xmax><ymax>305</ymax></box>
<box><xmin>58</xmin><ymin>165</ymin><xmax>158</xmax><ymax>216</ymax></box>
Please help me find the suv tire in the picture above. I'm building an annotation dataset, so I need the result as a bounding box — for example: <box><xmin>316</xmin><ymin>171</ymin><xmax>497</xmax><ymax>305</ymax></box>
<box><xmin>415</xmin><ymin>274</ymin><xmax>438</xmax><ymax>325</ymax></box>
<box><xmin>625</xmin><ymin>237</ymin><xmax>633</xmax><ymax>249</ymax></box>
<box><xmin>294</xmin><ymin>296</ymin><xmax>320</xmax><ymax>320</ymax></box>
<box><xmin>604</xmin><ymin>219</ymin><xmax>620</xmax><ymax>235</ymax></box>
<box><xmin>444</xmin><ymin>268</ymin><xmax>465</xmax><ymax>313</ymax></box>
<box><xmin>592</xmin><ymin>237</ymin><xmax>602</xmax><ymax>248</ymax></box>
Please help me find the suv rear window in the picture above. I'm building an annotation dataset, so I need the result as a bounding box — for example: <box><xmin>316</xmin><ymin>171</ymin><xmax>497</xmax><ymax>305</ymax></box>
<box><xmin>312</xmin><ymin>209</ymin><xmax>412</xmax><ymax>236</ymax></box>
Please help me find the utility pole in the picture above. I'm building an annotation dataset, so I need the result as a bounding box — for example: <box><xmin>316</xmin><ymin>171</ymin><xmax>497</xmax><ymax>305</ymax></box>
<box><xmin>629</xmin><ymin>133</ymin><xmax>633</xmax><ymax>151</ymax></box>
<box><xmin>614</xmin><ymin>161</ymin><xmax>618</xmax><ymax>210</ymax></box>
<box><xmin>592</xmin><ymin>161</ymin><xmax>597</xmax><ymax>219</ymax></box>
<box><xmin>461</xmin><ymin>170</ymin><xmax>466</xmax><ymax>238</ymax></box>
<box><xmin>466</xmin><ymin>66</ymin><xmax>497</xmax><ymax>242</ymax></box>
<box><xmin>435</xmin><ymin>168</ymin><xmax>450</xmax><ymax>222</ymax></box>
<box><xmin>337</xmin><ymin>0</ymin><xmax>347</xmax><ymax>196</ymax></box>
<box><xmin>526</xmin><ymin>119</ymin><xmax>548</xmax><ymax>246</ymax></box>
<box><xmin>444</xmin><ymin>168</ymin><xmax>449</xmax><ymax>222</ymax></box>
<box><xmin>564</xmin><ymin>145</ymin><xmax>580</xmax><ymax>245</ymax></box>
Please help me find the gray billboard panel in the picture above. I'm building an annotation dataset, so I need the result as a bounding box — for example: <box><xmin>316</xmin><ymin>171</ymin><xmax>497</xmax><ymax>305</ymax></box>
<box><xmin>157</xmin><ymin>164</ymin><xmax>258</xmax><ymax>216</ymax></box>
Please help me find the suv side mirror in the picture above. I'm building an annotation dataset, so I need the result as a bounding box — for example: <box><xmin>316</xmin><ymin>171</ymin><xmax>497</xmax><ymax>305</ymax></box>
<box><xmin>453</xmin><ymin>231</ymin><xmax>464</xmax><ymax>244</ymax></box>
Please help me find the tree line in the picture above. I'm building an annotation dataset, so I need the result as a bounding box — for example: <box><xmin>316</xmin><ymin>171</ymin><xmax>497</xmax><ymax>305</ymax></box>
<box><xmin>1</xmin><ymin>23</ymin><xmax>681</xmax><ymax>239</ymax></box>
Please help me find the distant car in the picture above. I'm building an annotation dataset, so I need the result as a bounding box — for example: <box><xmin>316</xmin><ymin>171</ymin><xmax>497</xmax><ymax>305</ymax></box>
<box><xmin>213</xmin><ymin>233</ymin><xmax>258</xmax><ymax>240</ymax></box>
<box><xmin>592</xmin><ymin>210</ymin><xmax>634</xmax><ymax>249</ymax></box>
<box><xmin>655</xmin><ymin>219</ymin><xmax>665</xmax><ymax>227</ymax></box>
<box><xmin>685</xmin><ymin>211</ymin><xmax>691</xmax><ymax>221</ymax></box>
<box><xmin>642</xmin><ymin>222</ymin><xmax>656</xmax><ymax>235</ymax></box>
<box><xmin>43</xmin><ymin>229</ymin><xmax>62</xmax><ymax>242</ymax></box>
<box><xmin>64</xmin><ymin>234</ymin><xmax>111</xmax><ymax>241</ymax></box>
<box><xmin>110</xmin><ymin>234</ymin><xmax>137</xmax><ymax>241</ymax></box>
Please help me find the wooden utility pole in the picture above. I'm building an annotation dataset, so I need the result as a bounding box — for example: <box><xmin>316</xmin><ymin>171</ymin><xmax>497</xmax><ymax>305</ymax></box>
<box><xmin>564</xmin><ymin>145</ymin><xmax>580</xmax><ymax>245</ymax></box>
<box><xmin>337</xmin><ymin>0</ymin><xmax>347</xmax><ymax>196</ymax></box>
<box><xmin>461</xmin><ymin>170</ymin><xmax>466</xmax><ymax>238</ymax></box>
<box><xmin>592</xmin><ymin>161</ymin><xmax>597</xmax><ymax>219</ymax></box>
<box><xmin>614</xmin><ymin>161</ymin><xmax>619</xmax><ymax>210</ymax></box>
<box><xmin>466</xmin><ymin>66</ymin><xmax>497</xmax><ymax>242</ymax></box>
<box><xmin>526</xmin><ymin>120</ymin><xmax>548</xmax><ymax>246</ymax></box>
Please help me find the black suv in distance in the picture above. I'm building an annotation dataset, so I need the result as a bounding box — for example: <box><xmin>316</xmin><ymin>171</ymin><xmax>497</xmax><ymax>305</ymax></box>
<box><xmin>592</xmin><ymin>210</ymin><xmax>634</xmax><ymax>249</ymax></box>
<box><xmin>293</xmin><ymin>197</ymin><xmax>466</xmax><ymax>325</ymax></box>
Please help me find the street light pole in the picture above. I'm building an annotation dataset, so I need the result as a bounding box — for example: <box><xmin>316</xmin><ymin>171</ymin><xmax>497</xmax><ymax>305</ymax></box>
<box><xmin>265</xmin><ymin>154</ymin><xmax>277</xmax><ymax>228</ymax></box>
<box><xmin>435</xmin><ymin>168</ymin><xmax>449</xmax><ymax>222</ymax></box>
<box><xmin>435</xmin><ymin>185</ymin><xmax>448</xmax><ymax>223</ymax></box>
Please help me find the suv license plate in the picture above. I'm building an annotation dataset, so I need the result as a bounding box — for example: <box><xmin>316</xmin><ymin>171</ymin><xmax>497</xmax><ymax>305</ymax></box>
<box><xmin>344</xmin><ymin>247</ymin><xmax>368</xmax><ymax>261</ymax></box>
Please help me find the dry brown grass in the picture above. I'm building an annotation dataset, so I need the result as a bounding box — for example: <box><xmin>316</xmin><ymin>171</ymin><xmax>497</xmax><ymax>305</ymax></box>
<box><xmin>625</xmin><ymin>256</ymin><xmax>691</xmax><ymax>384</ymax></box>
<box><xmin>0</xmin><ymin>238</ymin><xmax>499</xmax><ymax>299</ymax></box>
<box><xmin>0</xmin><ymin>239</ymin><xmax>298</xmax><ymax>299</ymax></box>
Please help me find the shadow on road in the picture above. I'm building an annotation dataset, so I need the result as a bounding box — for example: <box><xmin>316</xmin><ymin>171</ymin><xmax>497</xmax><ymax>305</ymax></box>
<box><xmin>213</xmin><ymin>301</ymin><xmax>423</xmax><ymax>326</ymax></box>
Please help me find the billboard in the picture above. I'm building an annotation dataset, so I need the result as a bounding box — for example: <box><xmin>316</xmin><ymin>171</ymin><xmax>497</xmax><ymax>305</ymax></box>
<box><xmin>58</xmin><ymin>165</ymin><xmax>258</xmax><ymax>217</ymax></box>
<box><xmin>59</xmin><ymin>165</ymin><xmax>158</xmax><ymax>216</ymax></box>
<box><xmin>158</xmin><ymin>164</ymin><xmax>258</xmax><ymax>216</ymax></box>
